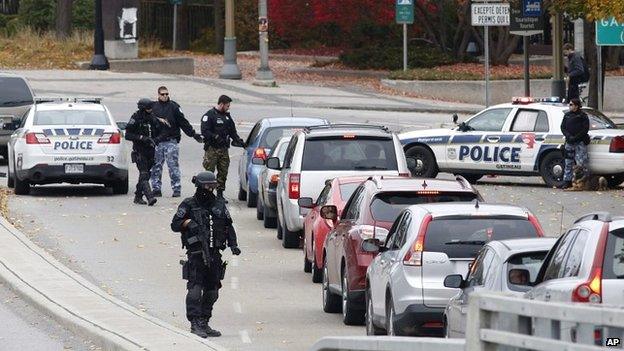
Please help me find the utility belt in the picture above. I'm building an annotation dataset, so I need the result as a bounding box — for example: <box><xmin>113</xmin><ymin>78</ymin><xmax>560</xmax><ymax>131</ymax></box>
<box><xmin>180</xmin><ymin>256</ymin><xmax>227</xmax><ymax>281</ymax></box>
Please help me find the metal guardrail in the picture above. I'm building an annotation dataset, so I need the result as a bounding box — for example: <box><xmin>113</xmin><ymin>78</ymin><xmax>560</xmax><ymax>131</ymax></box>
<box><xmin>310</xmin><ymin>291</ymin><xmax>624</xmax><ymax>351</ymax></box>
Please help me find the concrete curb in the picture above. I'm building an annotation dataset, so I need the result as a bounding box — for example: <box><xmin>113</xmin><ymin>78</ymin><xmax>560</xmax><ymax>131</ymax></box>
<box><xmin>0</xmin><ymin>215</ymin><xmax>227</xmax><ymax>351</ymax></box>
<box><xmin>287</xmin><ymin>67</ymin><xmax>389</xmax><ymax>79</ymax></box>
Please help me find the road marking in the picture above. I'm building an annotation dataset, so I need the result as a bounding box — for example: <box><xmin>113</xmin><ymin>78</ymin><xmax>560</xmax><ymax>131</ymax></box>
<box><xmin>233</xmin><ymin>302</ymin><xmax>242</xmax><ymax>314</ymax></box>
<box><xmin>239</xmin><ymin>330</ymin><xmax>252</xmax><ymax>344</ymax></box>
<box><xmin>231</xmin><ymin>276</ymin><xmax>239</xmax><ymax>290</ymax></box>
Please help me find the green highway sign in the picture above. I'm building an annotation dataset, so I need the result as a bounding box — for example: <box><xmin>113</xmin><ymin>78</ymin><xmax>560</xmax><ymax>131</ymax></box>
<box><xmin>396</xmin><ymin>0</ymin><xmax>414</xmax><ymax>24</ymax></box>
<box><xmin>596</xmin><ymin>17</ymin><xmax>624</xmax><ymax>46</ymax></box>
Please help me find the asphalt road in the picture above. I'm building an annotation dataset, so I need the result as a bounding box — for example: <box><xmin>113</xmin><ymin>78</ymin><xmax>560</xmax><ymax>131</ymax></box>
<box><xmin>3</xmin><ymin>81</ymin><xmax>624</xmax><ymax>350</ymax></box>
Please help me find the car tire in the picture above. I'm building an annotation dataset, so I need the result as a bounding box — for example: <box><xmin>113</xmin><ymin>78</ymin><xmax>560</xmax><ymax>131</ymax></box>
<box><xmin>342</xmin><ymin>267</ymin><xmax>365</xmax><ymax>325</ymax></box>
<box><xmin>606</xmin><ymin>173</ymin><xmax>624</xmax><ymax>188</ymax></box>
<box><xmin>247</xmin><ymin>190</ymin><xmax>257</xmax><ymax>208</ymax></box>
<box><xmin>303</xmin><ymin>243</ymin><xmax>312</xmax><ymax>273</ymax></box>
<box><xmin>7</xmin><ymin>166</ymin><xmax>14</xmax><ymax>188</ymax></box>
<box><xmin>282</xmin><ymin>224</ymin><xmax>300</xmax><ymax>249</ymax></box>
<box><xmin>238</xmin><ymin>184</ymin><xmax>247</xmax><ymax>201</ymax></box>
<box><xmin>263</xmin><ymin>204</ymin><xmax>277</xmax><ymax>228</ymax></box>
<box><xmin>385</xmin><ymin>294</ymin><xmax>397</xmax><ymax>336</ymax></box>
<box><xmin>322</xmin><ymin>257</ymin><xmax>341</xmax><ymax>313</ymax></box>
<box><xmin>256</xmin><ymin>197</ymin><xmax>264</xmax><ymax>220</ymax></box>
<box><xmin>443</xmin><ymin>317</ymin><xmax>450</xmax><ymax>338</ymax></box>
<box><xmin>405</xmin><ymin>145</ymin><xmax>438</xmax><ymax>178</ymax></box>
<box><xmin>366</xmin><ymin>287</ymin><xmax>385</xmax><ymax>335</ymax></box>
<box><xmin>539</xmin><ymin>151</ymin><xmax>567</xmax><ymax>188</ymax></box>
<box><xmin>14</xmin><ymin>172</ymin><xmax>30</xmax><ymax>195</ymax></box>
<box><xmin>311</xmin><ymin>244</ymin><xmax>323</xmax><ymax>283</ymax></box>
<box><xmin>457</xmin><ymin>173</ymin><xmax>482</xmax><ymax>184</ymax></box>
<box><xmin>112</xmin><ymin>178</ymin><xmax>129</xmax><ymax>195</ymax></box>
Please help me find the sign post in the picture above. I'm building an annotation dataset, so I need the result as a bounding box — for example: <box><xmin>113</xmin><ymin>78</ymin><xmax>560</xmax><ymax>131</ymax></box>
<box><xmin>396</xmin><ymin>0</ymin><xmax>414</xmax><ymax>71</ymax></box>
<box><xmin>170</xmin><ymin>0</ymin><xmax>182</xmax><ymax>51</ymax></box>
<box><xmin>596</xmin><ymin>18</ymin><xmax>624</xmax><ymax>111</ymax></box>
<box><xmin>471</xmin><ymin>1</ymin><xmax>510</xmax><ymax>107</ymax></box>
<box><xmin>510</xmin><ymin>0</ymin><xmax>544</xmax><ymax>97</ymax></box>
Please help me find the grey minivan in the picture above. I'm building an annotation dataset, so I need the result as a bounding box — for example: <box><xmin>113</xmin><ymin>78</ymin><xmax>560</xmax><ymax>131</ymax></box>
<box><xmin>0</xmin><ymin>73</ymin><xmax>35</xmax><ymax>158</ymax></box>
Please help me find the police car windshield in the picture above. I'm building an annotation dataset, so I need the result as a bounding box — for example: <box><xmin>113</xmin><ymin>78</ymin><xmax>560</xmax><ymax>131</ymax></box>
<box><xmin>584</xmin><ymin>109</ymin><xmax>617</xmax><ymax>129</ymax></box>
<box><xmin>34</xmin><ymin>110</ymin><xmax>110</xmax><ymax>125</ymax></box>
<box><xmin>370</xmin><ymin>192</ymin><xmax>479</xmax><ymax>222</ymax></box>
<box><xmin>302</xmin><ymin>137</ymin><xmax>397</xmax><ymax>171</ymax></box>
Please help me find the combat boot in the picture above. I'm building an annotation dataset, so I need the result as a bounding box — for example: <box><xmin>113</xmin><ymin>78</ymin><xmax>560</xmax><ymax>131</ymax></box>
<box><xmin>133</xmin><ymin>195</ymin><xmax>147</xmax><ymax>205</ymax></box>
<box><xmin>190</xmin><ymin>318</ymin><xmax>208</xmax><ymax>338</ymax></box>
<box><xmin>146</xmin><ymin>195</ymin><xmax>157</xmax><ymax>206</ymax></box>
<box><xmin>201</xmin><ymin>318</ymin><xmax>222</xmax><ymax>337</ymax></box>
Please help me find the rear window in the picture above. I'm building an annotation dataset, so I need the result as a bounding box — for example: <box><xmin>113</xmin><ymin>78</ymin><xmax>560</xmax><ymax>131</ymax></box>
<box><xmin>370</xmin><ymin>192</ymin><xmax>479</xmax><ymax>222</ymax></box>
<box><xmin>506</xmin><ymin>251</ymin><xmax>549</xmax><ymax>292</ymax></box>
<box><xmin>339</xmin><ymin>183</ymin><xmax>360</xmax><ymax>201</ymax></box>
<box><xmin>584</xmin><ymin>109</ymin><xmax>617</xmax><ymax>130</ymax></box>
<box><xmin>424</xmin><ymin>218</ymin><xmax>538</xmax><ymax>258</ymax></box>
<box><xmin>260</xmin><ymin>127</ymin><xmax>303</xmax><ymax>148</ymax></box>
<box><xmin>302</xmin><ymin>137</ymin><xmax>397</xmax><ymax>171</ymax></box>
<box><xmin>0</xmin><ymin>77</ymin><xmax>33</xmax><ymax>106</ymax></box>
<box><xmin>602</xmin><ymin>228</ymin><xmax>624</xmax><ymax>279</ymax></box>
<box><xmin>34</xmin><ymin>110</ymin><xmax>110</xmax><ymax>126</ymax></box>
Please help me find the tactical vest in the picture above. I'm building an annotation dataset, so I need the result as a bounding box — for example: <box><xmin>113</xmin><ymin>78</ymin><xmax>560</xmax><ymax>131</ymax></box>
<box><xmin>184</xmin><ymin>197</ymin><xmax>229</xmax><ymax>251</ymax></box>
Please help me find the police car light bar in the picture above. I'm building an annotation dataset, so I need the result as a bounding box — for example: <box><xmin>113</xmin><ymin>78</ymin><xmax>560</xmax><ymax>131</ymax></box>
<box><xmin>511</xmin><ymin>96</ymin><xmax>563</xmax><ymax>105</ymax></box>
<box><xmin>35</xmin><ymin>97</ymin><xmax>102</xmax><ymax>104</ymax></box>
<box><xmin>511</xmin><ymin>97</ymin><xmax>534</xmax><ymax>104</ymax></box>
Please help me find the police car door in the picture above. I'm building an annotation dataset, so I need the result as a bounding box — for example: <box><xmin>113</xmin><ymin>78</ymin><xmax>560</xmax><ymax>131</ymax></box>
<box><xmin>506</xmin><ymin>109</ymin><xmax>550</xmax><ymax>172</ymax></box>
<box><xmin>447</xmin><ymin>108</ymin><xmax>514</xmax><ymax>172</ymax></box>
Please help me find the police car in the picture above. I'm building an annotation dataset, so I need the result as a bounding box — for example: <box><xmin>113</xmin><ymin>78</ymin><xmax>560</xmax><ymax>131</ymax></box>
<box><xmin>7</xmin><ymin>98</ymin><xmax>129</xmax><ymax>195</ymax></box>
<box><xmin>400</xmin><ymin>97</ymin><xmax>624</xmax><ymax>188</ymax></box>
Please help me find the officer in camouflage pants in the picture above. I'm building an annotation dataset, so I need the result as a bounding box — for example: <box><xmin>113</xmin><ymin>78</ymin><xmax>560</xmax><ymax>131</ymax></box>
<box><xmin>561</xmin><ymin>98</ymin><xmax>590</xmax><ymax>189</ymax></box>
<box><xmin>200</xmin><ymin>95</ymin><xmax>246</xmax><ymax>201</ymax></box>
<box><xmin>152</xmin><ymin>141</ymin><xmax>182</xmax><ymax>193</ymax></box>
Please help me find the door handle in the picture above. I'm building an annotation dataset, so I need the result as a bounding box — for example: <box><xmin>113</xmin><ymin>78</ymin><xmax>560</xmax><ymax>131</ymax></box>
<box><xmin>544</xmin><ymin>293</ymin><xmax>551</xmax><ymax>301</ymax></box>
<box><xmin>535</xmin><ymin>137</ymin><xmax>545</xmax><ymax>141</ymax></box>
<box><xmin>486</xmin><ymin>136</ymin><xmax>500</xmax><ymax>143</ymax></box>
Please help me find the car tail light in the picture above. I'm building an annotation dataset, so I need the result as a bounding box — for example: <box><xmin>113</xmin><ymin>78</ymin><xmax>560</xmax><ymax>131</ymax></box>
<box><xmin>398</xmin><ymin>172</ymin><xmax>410</xmax><ymax>177</ymax></box>
<box><xmin>270</xmin><ymin>174</ymin><xmax>279</xmax><ymax>184</ymax></box>
<box><xmin>254</xmin><ymin>147</ymin><xmax>267</xmax><ymax>160</ymax></box>
<box><xmin>358</xmin><ymin>225</ymin><xmax>389</xmax><ymax>240</ymax></box>
<box><xmin>609</xmin><ymin>136</ymin><xmax>624</xmax><ymax>153</ymax></box>
<box><xmin>288</xmin><ymin>173</ymin><xmax>300</xmax><ymax>199</ymax></box>
<box><xmin>98</xmin><ymin>132</ymin><xmax>121</xmax><ymax>144</ymax></box>
<box><xmin>417</xmin><ymin>190</ymin><xmax>440</xmax><ymax>195</ymax></box>
<box><xmin>572</xmin><ymin>223</ymin><xmax>608</xmax><ymax>303</ymax></box>
<box><xmin>25</xmin><ymin>132</ymin><xmax>50</xmax><ymax>144</ymax></box>
<box><xmin>528</xmin><ymin>214</ymin><xmax>544</xmax><ymax>237</ymax></box>
<box><xmin>403</xmin><ymin>214</ymin><xmax>432</xmax><ymax>266</ymax></box>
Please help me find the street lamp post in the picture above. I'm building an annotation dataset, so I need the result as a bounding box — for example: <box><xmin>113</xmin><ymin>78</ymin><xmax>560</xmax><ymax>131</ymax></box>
<box><xmin>90</xmin><ymin>0</ymin><xmax>109</xmax><ymax>70</ymax></box>
<box><xmin>219</xmin><ymin>0</ymin><xmax>242</xmax><ymax>79</ymax></box>
<box><xmin>254</xmin><ymin>0</ymin><xmax>275</xmax><ymax>86</ymax></box>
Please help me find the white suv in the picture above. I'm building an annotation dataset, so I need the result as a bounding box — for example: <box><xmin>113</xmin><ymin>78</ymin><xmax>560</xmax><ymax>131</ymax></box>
<box><xmin>266</xmin><ymin>124</ymin><xmax>412</xmax><ymax>248</ymax></box>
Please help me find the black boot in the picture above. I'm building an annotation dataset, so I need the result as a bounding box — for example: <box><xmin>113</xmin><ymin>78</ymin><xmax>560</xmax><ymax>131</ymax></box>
<box><xmin>147</xmin><ymin>196</ymin><xmax>157</xmax><ymax>206</ymax></box>
<box><xmin>201</xmin><ymin>318</ymin><xmax>222</xmax><ymax>337</ymax></box>
<box><xmin>190</xmin><ymin>318</ymin><xmax>208</xmax><ymax>338</ymax></box>
<box><xmin>133</xmin><ymin>194</ymin><xmax>147</xmax><ymax>205</ymax></box>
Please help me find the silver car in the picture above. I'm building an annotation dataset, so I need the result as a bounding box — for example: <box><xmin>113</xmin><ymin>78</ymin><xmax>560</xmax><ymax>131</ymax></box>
<box><xmin>443</xmin><ymin>238</ymin><xmax>556</xmax><ymax>338</ymax></box>
<box><xmin>256</xmin><ymin>137</ymin><xmax>290</xmax><ymax>229</ymax></box>
<box><xmin>364</xmin><ymin>203</ymin><xmax>545</xmax><ymax>336</ymax></box>
<box><xmin>0</xmin><ymin>73</ymin><xmax>35</xmax><ymax>159</ymax></box>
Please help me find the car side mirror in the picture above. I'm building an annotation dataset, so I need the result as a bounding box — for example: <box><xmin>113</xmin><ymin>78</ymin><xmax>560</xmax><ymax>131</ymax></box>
<box><xmin>508</xmin><ymin>268</ymin><xmax>531</xmax><ymax>286</ymax></box>
<box><xmin>458</xmin><ymin>122</ymin><xmax>468</xmax><ymax>132</ymax></box>
<box><xmin>444</xmin><ymin>274</ymin><xmax>465</xmax><ymax>289</ymax></box>
<box><xmin>251</xmin><ymin>157</ymin><xmax>265</xmax><ymax>165</ymax></box>
<box><xmin>452</xmin><ymin>113</ymin><xmax>459</xmax><ymax>124</ymax></box>
<box><xmin>298</xmin><ymin>197</ymin><xmax>315</xmax><ymax>209</ymax></box>
<box><xmin>361</xmin><ymin>238</ymin><xmax>382</xmax><ymax>253</ymax></box>
<box><xmin>116</xmin><ymin>121</ymin><xmax>128</xmax><ymax>131</ymax></box>
<box><xmin>266</xmin><ymin>157</ymin><xmax>281</xmax><ymax>170</ymax></box>
<box><xmin>320</xmin><ymin>205</ymin><xmax>338</xmax><ymax>221</ymax></box>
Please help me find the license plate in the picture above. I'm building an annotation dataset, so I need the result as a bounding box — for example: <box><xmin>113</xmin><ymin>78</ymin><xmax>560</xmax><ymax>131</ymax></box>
<box><xmin>64</xmin><ymin>164</ymin><xmax>84</xmax><ymax>174</ymax></box>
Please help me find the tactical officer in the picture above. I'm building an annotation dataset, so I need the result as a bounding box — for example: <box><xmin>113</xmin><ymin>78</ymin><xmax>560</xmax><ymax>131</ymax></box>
<box><xmin>561</xmin><ymin>98</ymin><xmax>590</xmax><ymax>189</ymax></box>
<box><xmin>151</xmin><ymin>86</ymin><xmax>203</xmax><ymax>198</ymax></box>
<box><xmin>201</xmin><ymin>95</ymin><xmax>246</xmax><ymax>200</ymax></box>
<box><xmin>171</xmin><ymin>171</ymin><xmax>242</xmax><ymax>338</ymax></box>
<box><xmin>125</xmin><ymin>98</ymin><xmax>161</xmax><ymax>206</ymax></box>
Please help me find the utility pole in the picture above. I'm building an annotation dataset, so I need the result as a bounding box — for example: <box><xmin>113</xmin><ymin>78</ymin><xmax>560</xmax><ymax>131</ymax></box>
<box><xmin>551</xmin><ymin>12</ymin><xmax>565</xmax><ymax>99</ymax></box>
<box><xmin>90</xmin><ymin>0</ymin><xmax>109</xmax><ymax>70</ymax></box>
<box><xmin>219</xmin><ymin>0</ymin><xmax>242</xmax><ymax>79</ymax></box>
<box><xmin>254</xmin><ymin>0</ymin><xmax>275</xmax><ymax>86</ymax></box>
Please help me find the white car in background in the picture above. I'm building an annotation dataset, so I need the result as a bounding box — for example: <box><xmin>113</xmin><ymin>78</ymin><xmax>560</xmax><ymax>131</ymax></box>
<box><xmin>7</xmin><ymin>98</ymin><xmax>129</xmax><ymax>195</ymax></box>
<box><xmin>256</xmin><ymin>136</ymin><xmax>291</xmax><ymax>229</ymax></box>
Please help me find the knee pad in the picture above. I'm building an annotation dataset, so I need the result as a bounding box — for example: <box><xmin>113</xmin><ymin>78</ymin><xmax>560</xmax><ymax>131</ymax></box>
<box><xmin>186</xmin><ymin>284</ymin><xmax>203</xmax><ymax>299</ymax></box>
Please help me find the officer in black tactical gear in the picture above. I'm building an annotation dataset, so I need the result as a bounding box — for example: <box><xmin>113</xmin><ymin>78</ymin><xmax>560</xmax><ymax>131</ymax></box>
<box><xmin>125</xmin><ymin>98</ymin><xmax>162</xmax><ymax>205</ymax></box>
<box><xmin>171</xmin><ymin>171</ymin><xmax>241</xmax><ymax>338</ymax></box>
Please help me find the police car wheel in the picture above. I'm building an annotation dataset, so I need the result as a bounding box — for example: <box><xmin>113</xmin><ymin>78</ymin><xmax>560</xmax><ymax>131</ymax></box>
<box><xmin>238</xmin><ymin>184</ymin><xmax>247</xmax><ymax>201</ymax></box>
<box><xmin>539</xmin><ymin>152</ymin><xmax>566</xmax><ymax>188</ymax></box>
<box><xmin>111</xmin><ymin>178</ymin><xmax>129</xmax><ymax>195</ymax></box>
<box><xmin>7</xmin><ymin>169</ymin><xmax>14</xmax><ymax>188</ymax></box>
<box><xmin>277</xmin><ymin>220</ymin><xmax>283</xmax><ymax>240</ymax></box>
<box><xmin>14</xmin><ymin>173</ymin><xmax>30</xmax><ymax>195</ymax></box>
<box><xmin>405</xmin><ymin>145</ymin><xmax>438</xmax><ymax>178</ymax></box>
<box><xmin>606</xmin><ymin>173</ymin><xmax>624</xmax><ymax>188</ymax></box>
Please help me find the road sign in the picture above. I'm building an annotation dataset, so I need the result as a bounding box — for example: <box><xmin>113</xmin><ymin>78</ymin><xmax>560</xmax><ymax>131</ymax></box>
<box><xmin>596</xmin><ymin>18</ymin><xmax>624</xmax><ymax>46</ymax></box>
<box><xmin>510</xmin><ymin>0</ymin><xmax>543</xmax><ymax>36</ymax></box>
<box><xmin>471</xmin><ymin>3</ymin><xmax>510</xmax><ymax>26</ymax></box>
<box><xmin>396</xmin><ymin>0</ymin><xmax>414</xmax><ymax>24</ymax></box>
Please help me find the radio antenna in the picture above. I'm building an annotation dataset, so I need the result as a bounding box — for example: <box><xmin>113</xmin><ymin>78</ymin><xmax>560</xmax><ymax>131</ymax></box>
<box><xmin>290</xmin><ymin>94</ymin><xmax>294</xmax><ymax>117</ymax></box>
<box><xmin>559</xmin><ymin>205</ymin><xmax>565</xmax><ymax>234</ymax></box>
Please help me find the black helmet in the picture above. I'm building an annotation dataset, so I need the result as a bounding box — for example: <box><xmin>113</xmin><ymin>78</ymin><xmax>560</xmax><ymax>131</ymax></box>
<box><xmin>192</xmin><ymin>171</ymin><xmax>218</xmax><ymax>188</ymax></box>
<box><xmin>137</xmin><ymin>98</ymin><xmax>153</xmax><ymax>111</ymax></box>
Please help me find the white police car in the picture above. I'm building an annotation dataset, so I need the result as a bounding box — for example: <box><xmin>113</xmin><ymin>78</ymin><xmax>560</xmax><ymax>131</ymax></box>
<box><xmin>7</xmin><ymin>98</ymin><xmax>129</xmax><ymax>195</ymax></box>
<box><xmin>400</xmin><ymin>97</ymin><xmax>624</xmax><ymax>188</ymax></box>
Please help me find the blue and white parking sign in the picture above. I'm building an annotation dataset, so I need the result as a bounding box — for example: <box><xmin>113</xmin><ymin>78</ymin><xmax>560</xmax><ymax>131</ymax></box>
<box><xmin>522</xmin><ymin>0</ymin><xmax>541</xmax><ymax>17</ymax></box>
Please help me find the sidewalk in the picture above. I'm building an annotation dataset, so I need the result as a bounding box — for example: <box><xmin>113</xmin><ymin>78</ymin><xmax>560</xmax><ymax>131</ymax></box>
<box><xmin>0</xmin><ymin>215</ymin><xmax>226</xmax><ymax>351</ymax></box>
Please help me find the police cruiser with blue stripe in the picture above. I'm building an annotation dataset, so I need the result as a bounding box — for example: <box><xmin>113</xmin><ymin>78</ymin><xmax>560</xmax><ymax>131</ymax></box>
<box><xmin>400</xmin><ymin>97</ymin><xmax>624</xmax><ymax>188</ymax></box>
<box><xmin>7</xmin><ymin>98</ymin><xmax>129</xmax><ymax>195</ymax></box>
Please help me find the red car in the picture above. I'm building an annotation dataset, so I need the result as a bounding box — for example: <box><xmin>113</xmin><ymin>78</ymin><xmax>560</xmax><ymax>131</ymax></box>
<box><xmin>298</xmin><ymin>176</ymin><xmax>368</xmax><ymax>283</ymax></box>
<box><xmin>321</xmin><ymin>176</ymin><xmax>483</xmax><ymax>325</ymax></box>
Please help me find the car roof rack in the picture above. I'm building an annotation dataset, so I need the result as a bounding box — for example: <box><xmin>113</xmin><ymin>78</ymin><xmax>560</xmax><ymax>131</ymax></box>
<box><xmin>35</xmin><ymin>97</ymin><xmax>102</xmax><ymax>104</ymax></box>
<box><xmin>574</xmin><ymin>212</ymin><xmax>612</xmax><ymax>224</ymax></box>
<box><xmin>304</xmin><ymin>124</ymin><xmax>389</xmax><ymax>133</ymax></box>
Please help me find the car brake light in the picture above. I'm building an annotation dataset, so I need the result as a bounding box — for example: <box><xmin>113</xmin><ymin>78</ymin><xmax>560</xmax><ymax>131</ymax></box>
<box><xmin>609</xmin><ymin>136</ymin><xmax>624</xmax><ymax>153</ymax></box>
<box><xmin>528</xmin><ymin>213</ymin><xmax>544</xmax><ymax>237</ymax></box>
<box><xmin>343</xmin><ymin>134</ymin><xmax>356</xmax><ymax>139</ymax></box>
<box><xmin>98</xmin><ymin>132</ymin><xmax>121</xmax><ymax>144</ymax></box>
<box><xmin>288</xmin><ymin>173</ymin><xmax>300</xmax><ymax>199</ymax></box>
<box><xmin>572</xmin><ymin>223</ymin><xmax>608</xmax><ymax>303</ymax></box>
<box><xmin>398</xmin><ymin>173</ymin><xmax>410</xmax><ymax>177</ymax></box>
<box><xmin>270</xmin><ymin>174</ymin><xmax>279</xmax><ymax>184</ymax></box>
<box><xmin>417</xmin><ymin>190</ymin><xmax>439</xmax><ymax>195</ymax></box>
<box><xmin>254</xmin><ymin>147</ymin><xmax>267</xmax><ymax>160</ymax></box>
<box><xmin>25</xmin><ymin>132</ymin><xmax>50</xmax><ymax>144</ymax></box>
<box><xmin>403</xmin><ymin>214</ymin><xmax>432</xmax><ymax>266</ymax></box>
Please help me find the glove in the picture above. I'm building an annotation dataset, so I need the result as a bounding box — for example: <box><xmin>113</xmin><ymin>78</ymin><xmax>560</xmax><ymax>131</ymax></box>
<box><xmin>230</xmin><ymin>246</ymin><xmax>241</xmax><ymax>255</ymax></box>
<box><xmin>193</xmin><ymin>133</ymin><xmax>203</xmax><ymax>143</ymax></box>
